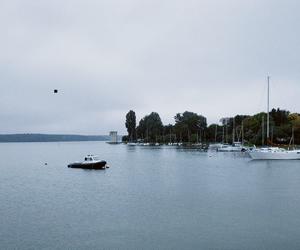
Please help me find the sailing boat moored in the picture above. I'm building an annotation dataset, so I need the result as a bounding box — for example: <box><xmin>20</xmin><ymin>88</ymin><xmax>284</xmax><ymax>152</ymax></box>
<box><xmin>249</xmin><ymin>77</ymin><xmax>300</xmax><ymax>160</ymax></box>
<box><xmin>249</xmin><ymin>147</ymin><xmax>300</xmax><ymax>160</ymax></box>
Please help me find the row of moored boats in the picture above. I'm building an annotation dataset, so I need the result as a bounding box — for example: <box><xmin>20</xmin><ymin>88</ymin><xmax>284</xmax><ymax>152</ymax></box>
<box><xmin>127</xmin><ymin>141</ymin><xmax>300</xmax><ymax>160</ymax></box>
<box><xmin>210</xmin><ymin>142</ymin><xmax>300</xmax><ymax>160</ymax></box>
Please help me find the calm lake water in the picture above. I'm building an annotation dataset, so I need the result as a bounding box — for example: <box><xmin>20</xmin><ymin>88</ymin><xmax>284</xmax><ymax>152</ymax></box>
<box><xmin>1</xmin><ymin>141</ymin><xmax>300</xmax><ymax>249</ymax></box>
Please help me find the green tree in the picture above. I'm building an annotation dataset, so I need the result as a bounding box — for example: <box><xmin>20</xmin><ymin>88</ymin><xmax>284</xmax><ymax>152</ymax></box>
<box><xmin>288</xmin><ymin>113</ymin><xmax>300</xmax><ymax>144</ymax></box>
<box><xmin>223</xmin><ymin>115</ymin><xmax>250</xmax><ymax>143</ymax></box>
<box><xmin>243</xmin><ymin>112</ymin><xmax>268</xmax><ymax>145</ymax></box>
<box><xmin>163</xmin><ymin>124</ymin><xmax>175</xmax><ymax>143</ymax></box>
<box><xmin>174</xmin><ymin>111</ymin><xmax>207</xmax><ymax>142</ymax></box>
<box><xmin>206</xmin><ymin>124</ymin><xmax>223</xmax><ymax>142</ymax></box>
<box><xmin>122</xmin><ymin>135</ymin><xmax>129</xmax><ymax>142</ymax></box>
<box><xmin>137</xmin><ymin>112</ymin><xmax>163</xmax><ymax>142</ymax></box>
<box><xmin>270</xmin><ymin>108</ymin><xmax>290</xmax><ymax>126</ymax></box>
<box><xmin>125</xmin><ymin>110</ymin><xmax>136</xmax><ymax>142</ymax></box>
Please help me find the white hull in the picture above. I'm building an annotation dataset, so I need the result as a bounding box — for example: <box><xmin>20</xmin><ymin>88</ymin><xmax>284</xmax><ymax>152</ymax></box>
<box><xmin>216</xmin><ymin>142</ymin><xmax>247</xmax><ymax>152</ymax></box>
<box><xmin>249</xmin><ymin>150</ymin><xmax>300</xmax><ymax>160</ymax></box>
<box><xmin>209</xmin><ymin>143</ymin><xmax>223</xmax><ymax>150</ymax></box>
<box><xmin>218</xmin><ymin>147</ymin><xmax>243</xmax><ymax>152</ymax></box>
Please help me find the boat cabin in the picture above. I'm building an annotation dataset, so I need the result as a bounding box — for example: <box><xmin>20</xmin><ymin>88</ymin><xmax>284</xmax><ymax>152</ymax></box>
<box><xmin>84</xmin><ymin>155</ymin><xmax>100</xmax><ymax>162</ymax></box>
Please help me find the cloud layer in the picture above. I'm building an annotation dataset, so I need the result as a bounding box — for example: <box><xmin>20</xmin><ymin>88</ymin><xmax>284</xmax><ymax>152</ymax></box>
<box><xmin>1</xmin><ymin>0</ymin><xmax>299</xmax><ymax>134</ymax></box>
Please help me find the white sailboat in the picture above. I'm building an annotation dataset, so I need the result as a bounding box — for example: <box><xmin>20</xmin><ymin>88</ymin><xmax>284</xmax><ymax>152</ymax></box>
<box><xmin>217</xmin><ymin>118</ymin><xmax>248</xmax><ymax>152</ymax></box>
<box><xmin>249</xmin><ymin>76</ymin><xmax>300</xmax><ymax>160</ymax></box>
<box><xmin>218</xmin><ymin>142</ymin><xmax>246</xmax><ymax>152</ymax></box>
<box><xmin>249</xmin><ymin>147</ymin><xmax>300</xmax><ymax>160</ymax></box>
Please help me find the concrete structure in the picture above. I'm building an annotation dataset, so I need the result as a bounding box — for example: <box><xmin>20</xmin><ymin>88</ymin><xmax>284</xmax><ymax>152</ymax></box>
<box><xmin>109</xmin><ymin>131</ymin><xmax>118</xmax><ymax>144</ymax></box>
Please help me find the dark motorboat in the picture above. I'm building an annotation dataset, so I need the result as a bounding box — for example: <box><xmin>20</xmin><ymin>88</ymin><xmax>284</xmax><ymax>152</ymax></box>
<box><xmin>68</xmin><ymin>155</ymin><xmax>108</xmax><ymax>169</ymax></box>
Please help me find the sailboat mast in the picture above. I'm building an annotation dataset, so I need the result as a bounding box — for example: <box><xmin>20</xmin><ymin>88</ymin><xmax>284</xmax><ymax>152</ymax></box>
<box><xmin>262</xmin><ymin>116</ymin><xmax>265</xmax><ymax>145</ymax></box>
<box><xmin>241</xmin><ymin>121</ymin><xmax>244</xmax><ymax>145</ymax></box>
<box><xmin>215</xmin><ymin>124</ymin><xmax>217</xmax><ymax>143</ymax></box>
<box><xmin>225</xmin><ymin>124</ymin><xmax>228</xmax><ymax>143</ymax></box>
<box><xmin>267</xmin><ymin>76</ymin><xmax>270</xmax><ymax>140</ymax></box>
<box><xmin>232</xmin><ymin>117</ymin><xmax>235</xmax><ymax>143</ymax></box>
<box><xmin>222</xmin><ymin>126</ymin><xmax>225</xmax><ymax>143</ymax></box>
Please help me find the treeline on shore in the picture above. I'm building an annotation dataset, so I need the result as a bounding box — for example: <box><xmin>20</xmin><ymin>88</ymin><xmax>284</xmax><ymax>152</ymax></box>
<box><xmin>123</xmin><ymin>109</ymin><xmax>300</xmax><ymax>146</ymax></box>
<box><xmin>0</xmin><ymin>134</ymin><xmax>110</xmax><ymax>143</ymax></box>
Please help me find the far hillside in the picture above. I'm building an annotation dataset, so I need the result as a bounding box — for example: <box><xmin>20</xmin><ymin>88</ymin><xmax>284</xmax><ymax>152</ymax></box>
<box><xmin>0</xmin><ymin>134</ymin><xmax>111</xmax><ymax>143</ymax></box>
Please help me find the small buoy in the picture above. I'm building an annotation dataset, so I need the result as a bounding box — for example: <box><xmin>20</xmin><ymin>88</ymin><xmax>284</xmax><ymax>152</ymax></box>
<box><xmin>44</xmin><ymin>163</ymin><xmax>48</xmax><ymax>165</ymax></box>
<box><xmin>106</xmin><ymin>165</ymin><xmax>110</xmax><ymax>168</ymax></box>
<box><xmin>53</xmin><ymin>89</ymin><xmax>58</xmax><ymax>93</ymax></box>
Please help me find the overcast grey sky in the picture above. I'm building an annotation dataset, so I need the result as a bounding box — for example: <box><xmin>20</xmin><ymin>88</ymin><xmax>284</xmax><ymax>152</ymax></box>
<box><xmin>1</xmin><ymin>0</ymin><xmax>299</xmax><ymax>134</ymax></box>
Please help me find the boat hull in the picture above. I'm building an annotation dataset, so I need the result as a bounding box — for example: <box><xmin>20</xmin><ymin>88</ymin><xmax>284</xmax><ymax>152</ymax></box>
<box><xmin>249</xmin><ymin>151</ymin><xmax>300</xmax><ymax>160</ymax></box>
<box><xmin>68</xmin><ymin>161</ymin><xmax>107</xmax><ymax>169</ymax></box>
<box><xmin>217</xmin><ymin>147</ymin><xmax>243</xmax><ymax>152</ymax></box>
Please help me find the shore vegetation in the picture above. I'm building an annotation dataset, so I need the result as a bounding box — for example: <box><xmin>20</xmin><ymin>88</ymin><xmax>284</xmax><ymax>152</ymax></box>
<box><xmin>123</xmin><ymin>108</ymin><xmax>300</xmax><ymax>146</ymax></box>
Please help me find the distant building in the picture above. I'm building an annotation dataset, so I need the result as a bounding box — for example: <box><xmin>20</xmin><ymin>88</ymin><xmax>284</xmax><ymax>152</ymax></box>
<box><xmin>109</xmin><ymin>131</ymin><xmax>118</xmax><ymax>144</ymax></box>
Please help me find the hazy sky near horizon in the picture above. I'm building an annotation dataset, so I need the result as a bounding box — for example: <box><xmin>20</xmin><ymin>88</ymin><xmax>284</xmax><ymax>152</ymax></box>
<box><xmin>1</xmin><ymin>0</ymin><xmax>300</xmax><ymax>134</ymax></box>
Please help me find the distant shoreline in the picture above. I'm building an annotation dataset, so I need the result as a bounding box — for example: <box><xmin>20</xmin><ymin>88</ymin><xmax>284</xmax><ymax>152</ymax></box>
<box><xmin>0</xmin><ymin>134</ymin><xmax>114</xmax><ymax>143</ymax></box>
